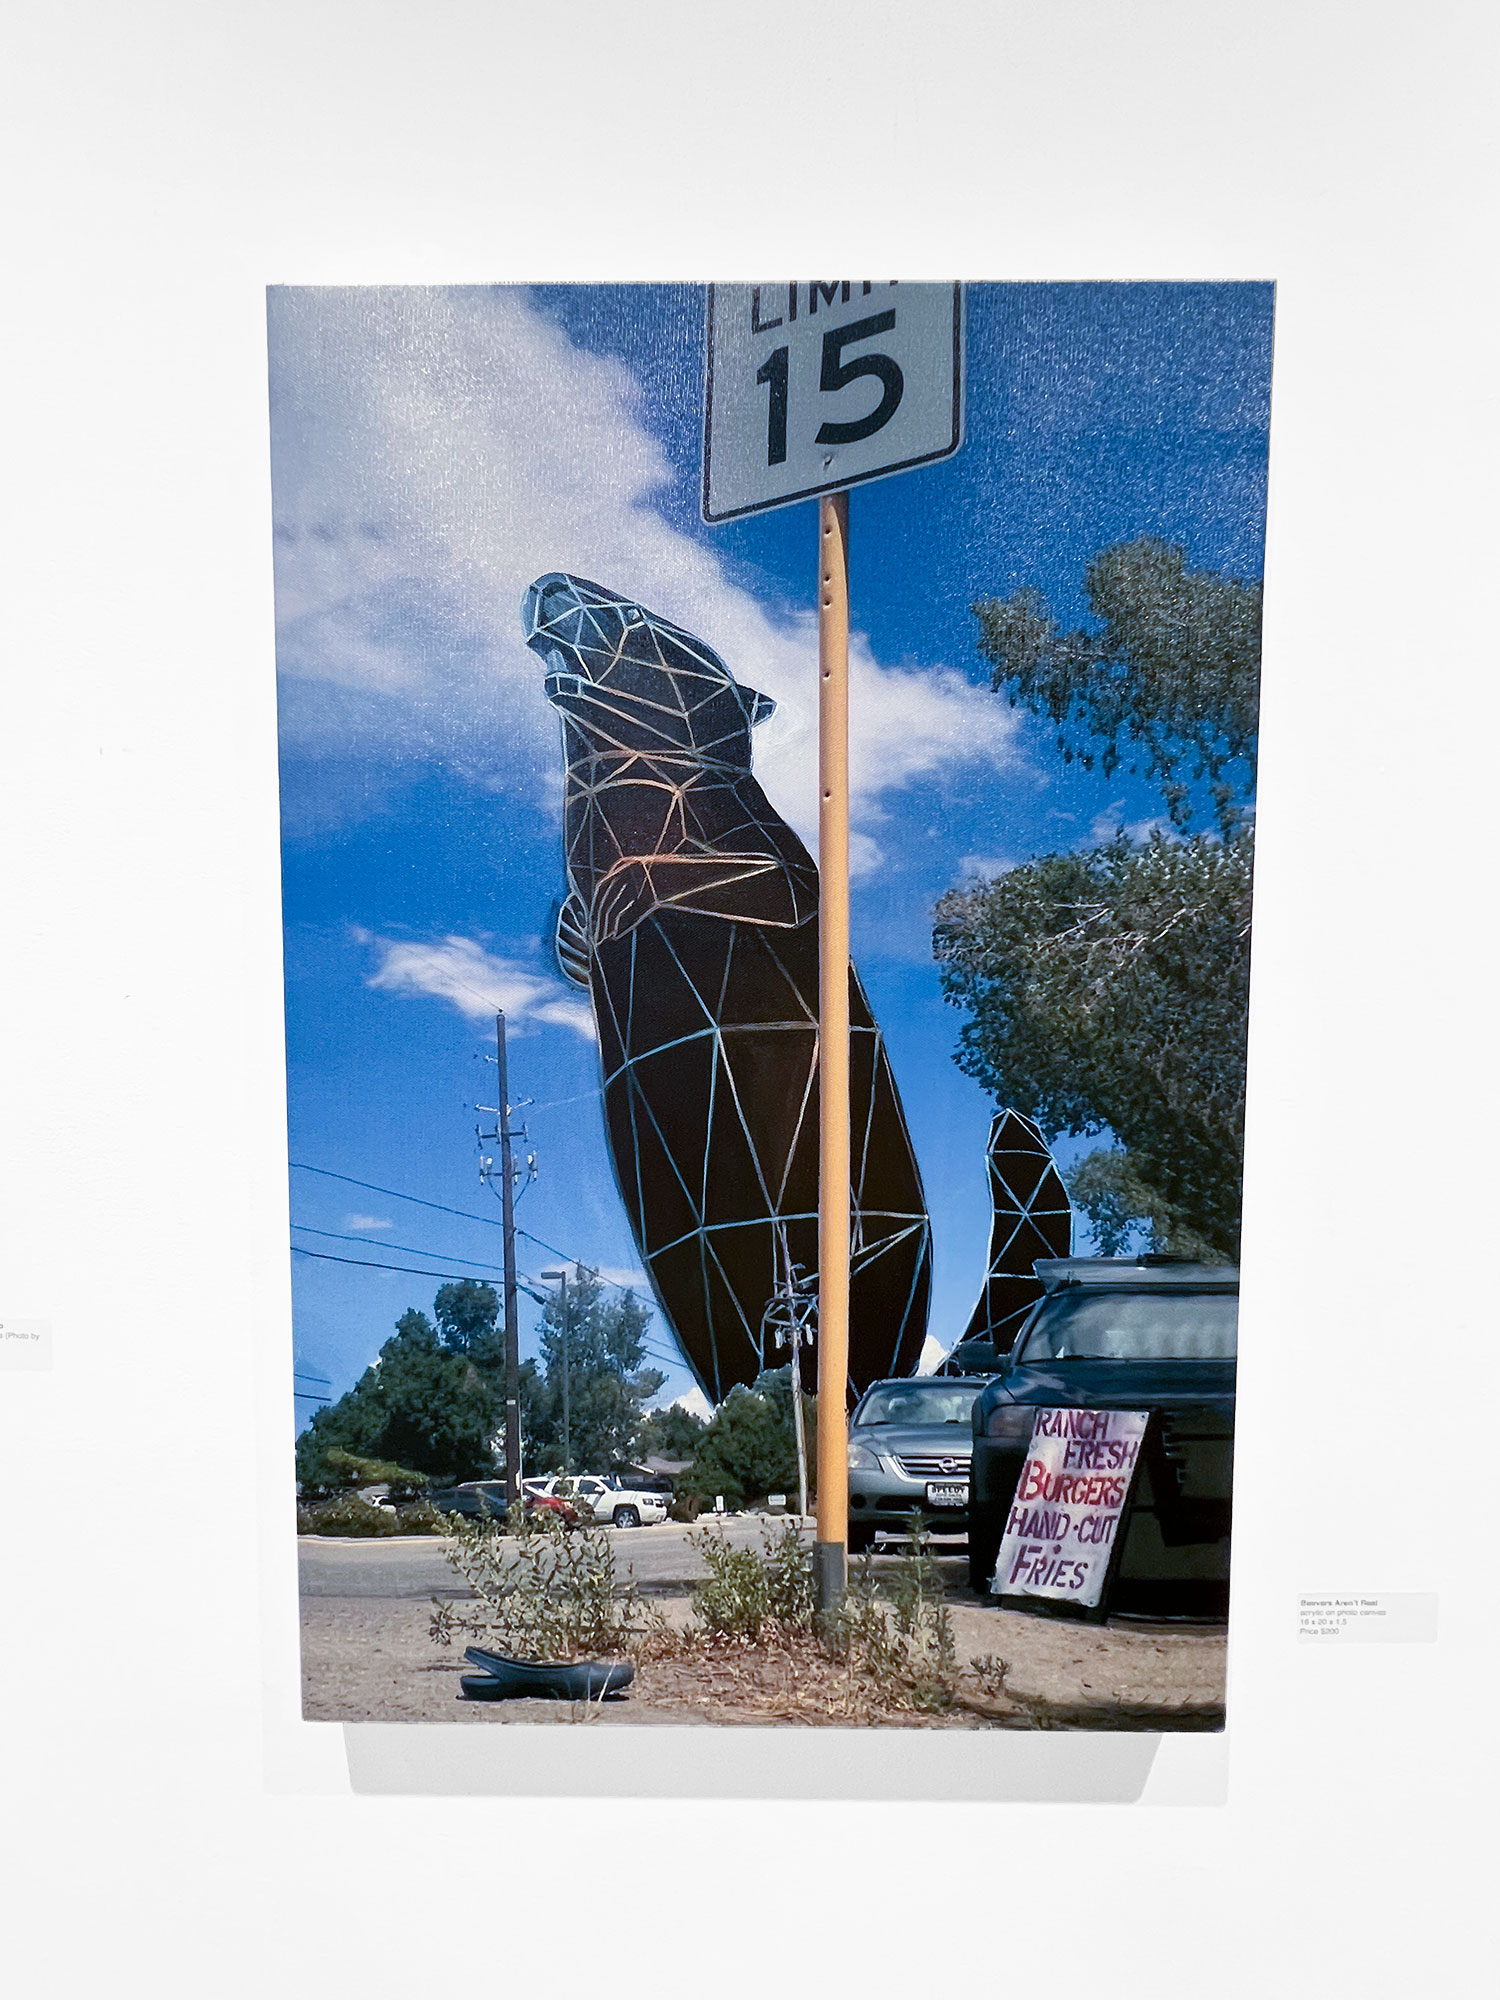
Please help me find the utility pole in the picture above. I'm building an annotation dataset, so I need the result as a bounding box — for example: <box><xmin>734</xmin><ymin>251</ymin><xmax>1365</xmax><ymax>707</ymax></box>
<box><xmin>789</xmin><ymin>1337</ymin><xmax>809</xmax><ymax>1522</ymax></box>
<box><xmin>761</xmin><ymin>1238</ymin><xmax>815</xmax><ymax>1519</ymax></box>
<box><xmin>494</xmin><ymin>1014</ymin><xmax>522</xmax><ymax>1509</ymax></box>
<box><xmin>478</xmin><ymin>1011</ymin><xmax>530</xmax><ymax>1509</ymax></box>
<box><xmin>541</xmin><ymin>1267</ymin><xmax>571</xmax><ymax>1475</ymax></box>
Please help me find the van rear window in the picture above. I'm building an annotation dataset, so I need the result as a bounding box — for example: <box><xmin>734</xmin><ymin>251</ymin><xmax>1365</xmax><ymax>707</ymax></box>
<box><xmin>1019</xmin><ymin>1291</ymin><xmax>1238</xmax><ymax>1361</ymax></box>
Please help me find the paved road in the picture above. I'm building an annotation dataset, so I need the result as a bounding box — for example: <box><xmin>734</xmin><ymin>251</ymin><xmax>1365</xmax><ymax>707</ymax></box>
<box><xmin>299</xmin><ymin>1518</ymin><xmax>969</xmax><ymax>1600</ymax></box>
<box><xmin>301</xmin><ymin>1516</ymin><xmax>783</xmax><ymax>1599</ymax></box>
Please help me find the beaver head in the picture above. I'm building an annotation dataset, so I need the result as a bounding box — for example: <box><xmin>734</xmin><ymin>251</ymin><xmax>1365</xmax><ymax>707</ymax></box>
<box><xmin>521</xmin><ymin>572</ymin><xmax>775</xmax><ymax>766</ymax></box>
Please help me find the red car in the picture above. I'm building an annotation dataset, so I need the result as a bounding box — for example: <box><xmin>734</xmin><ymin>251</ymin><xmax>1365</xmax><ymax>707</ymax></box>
<box><xmin>521</xmin><ymin>1478</ymin><xmax>583</xmax><ymax>1526</ymax></box>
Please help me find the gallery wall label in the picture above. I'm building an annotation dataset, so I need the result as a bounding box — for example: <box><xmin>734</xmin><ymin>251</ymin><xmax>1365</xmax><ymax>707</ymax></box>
<box><xmin>992</xmin><ymin>1407</ymin><xmax>1149</xmax><ymax>1609</ymax></box>
<box><xmin>702</xmin><ymin>282</ymin><xmax>964</xmax><ymax>522</ymax></box>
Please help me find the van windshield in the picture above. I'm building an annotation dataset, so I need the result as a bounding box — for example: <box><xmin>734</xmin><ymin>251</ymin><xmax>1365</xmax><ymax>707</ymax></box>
<box><xmin>1018</xmin><ymin>1290</ymin><xmax>1238</xmax><ymax>1362</ymax></box>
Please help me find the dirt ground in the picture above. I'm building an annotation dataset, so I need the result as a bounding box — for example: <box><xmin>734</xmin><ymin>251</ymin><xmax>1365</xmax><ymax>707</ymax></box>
<box><xmin>300</xmin><ymin>1540</ymin><xmax>1227</xmax><ymax>1730</ymax></box>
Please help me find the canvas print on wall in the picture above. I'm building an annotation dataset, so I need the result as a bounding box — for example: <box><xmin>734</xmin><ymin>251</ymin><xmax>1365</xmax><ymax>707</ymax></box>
<box><xmin>276</xmin><ymin>282</ymin><xmax>1268</xmax><ymax>1729</ymax></box>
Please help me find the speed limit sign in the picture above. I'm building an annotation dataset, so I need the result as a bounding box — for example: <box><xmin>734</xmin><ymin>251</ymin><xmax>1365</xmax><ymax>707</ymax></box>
<box><xmin>702</xmin><ymin>282</ymin><xmax>963</xmax><ymax>522</ymax></box>
<box><xmin>698</xmin><ymin>279</ymin><xmax>963</xmax><ymax>1610</ymax></box>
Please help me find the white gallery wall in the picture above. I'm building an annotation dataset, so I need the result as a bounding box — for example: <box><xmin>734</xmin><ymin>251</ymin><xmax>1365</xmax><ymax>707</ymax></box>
<box><xmin>1</xmin><ymin>4</ymin><xmax>1493</xmax><ymax>1994</ymax></box>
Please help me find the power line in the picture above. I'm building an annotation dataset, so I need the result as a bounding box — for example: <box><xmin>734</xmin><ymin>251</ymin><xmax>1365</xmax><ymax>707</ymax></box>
<box><xmin>291</xmin><ymin>1248</ymin><xmax>588</xmax><ymax>1300</ymax></box>
<box><xmin>291</xmin><ymin>1243</ymin><xmax>681</xmax><ymax>1367</ymax></box>
<box><xmin>289</xmin><ymin>1159</ymin><xmax>687</xmax><ymax>1370</ymax></box>
<box><xmin>290</xmin><ymin>1162</ymin><xmax>655</xmax><ymax>1304</ymax></box>
<box><xmin>292</xmin><ymin>1222</ymin><xmax>510</xmax><ymax>1274</ymax></box>
<box><xmin>289</xmin><ymin>1162</ymin><xmax>504</xmax><ymax>1230</ymax></box>
<box><xmin>290</xmin><ymin>1253</ymin><xmax>689</xmax><ymax>1394</ymax></box>
<box><xmin>293</xmin><ymin>1246</ymin><xmax>507</xmax><ymax>1283</ymax></box>
<box><xmin>523</xmin><ymin>1089</ymin><xmax>603</xmax><ymax>1116</ymax></box>
<box><xmin>515</xmin><ymin>1223</ymin><xmax>641</xmax><ymax>1277</ymax></box>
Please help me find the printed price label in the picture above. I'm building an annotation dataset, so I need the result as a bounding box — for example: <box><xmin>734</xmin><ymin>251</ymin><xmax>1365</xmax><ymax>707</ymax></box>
<box><xmin>1298</xmin><ymin>1594</ymin><xmax>1438</xmax><ymax>1643</ymax></box>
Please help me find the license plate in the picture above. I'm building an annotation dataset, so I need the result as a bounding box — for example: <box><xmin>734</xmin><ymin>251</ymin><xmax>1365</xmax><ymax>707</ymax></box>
<box><xmin>926</xmin><ymin>1480</ymin><xmax>968</xmax><ymax>1510</ymax></box>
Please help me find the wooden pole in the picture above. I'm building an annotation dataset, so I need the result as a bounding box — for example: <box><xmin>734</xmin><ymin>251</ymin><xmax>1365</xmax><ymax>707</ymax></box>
<box><xmin>495</xmin><ymin>1013</ymin><xmax>522</xmax><ymax>1511</ymax></box>
<box><xmin>561</xmin><ymin>1268</ymin><xmax>571</xmax><ymax>1477</ymax></box>
<box><xmin>814</xmin><ymin>489</ymin><xmax>851</xmax><ymax>1610</ymax></box>
<box><xmin>789</xmin><ymin>1313</ymin><xmax>810</xmax><ymax>1521</ymax></box>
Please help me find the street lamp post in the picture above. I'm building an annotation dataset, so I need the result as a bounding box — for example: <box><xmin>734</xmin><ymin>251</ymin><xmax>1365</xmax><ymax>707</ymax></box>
<box><xmin>541</xmin><ymin>1267</ymin><xmax>571</xmax><ymax>1475</ymax></box>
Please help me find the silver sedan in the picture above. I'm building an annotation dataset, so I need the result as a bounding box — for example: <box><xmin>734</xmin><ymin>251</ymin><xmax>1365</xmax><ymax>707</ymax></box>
<box><xmin>845</xmin><ymin>1376</ymin><xmax>990</xmax><ymax>1554</ymax></box>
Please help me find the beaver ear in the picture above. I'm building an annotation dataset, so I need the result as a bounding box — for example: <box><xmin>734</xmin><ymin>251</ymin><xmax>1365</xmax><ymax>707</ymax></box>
<box><xmin>746</xmin><ymin>688</ymin><xmax>777</xmax><ymax>727</ymax></box>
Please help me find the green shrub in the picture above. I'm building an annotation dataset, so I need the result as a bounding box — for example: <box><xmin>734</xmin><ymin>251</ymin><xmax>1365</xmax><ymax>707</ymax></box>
<box><xmin>325</xmin><ymin>1451</ymin><xmax>431</xmax><ymax>1502</ymax></box>
<box><xmin>826</xmin><ymin>1515</ymin><xmax>957</xmax><ymax>1710</ymax></box>
<box><xmin>429</xmin><ymin>1508</ymin><xmax>659</xmax><ymax>1661</ymax></box>
<box><xmin>389</xmin><ymin>1498</ymin><xmax>449</xmax><ymax>1535</ymax></box>
<box><xmin>686</xmin><ymin>1515</ymin><xmax>957</xmax><ymax>1711</ymax></box>
<box><xmin>297</xmin><ymin>1493</ymin><xmax>402</xmax><ymax>1537</ymax></box>
<box><xmin>688</xmin><ymin>1521</ymin><xmax>814</xmax><ymax>1642</ymax></box>
<box><xmin>296</xmin><ymin>1492</ymin><xmax>449</xmax><ymax>1536</ymax></box>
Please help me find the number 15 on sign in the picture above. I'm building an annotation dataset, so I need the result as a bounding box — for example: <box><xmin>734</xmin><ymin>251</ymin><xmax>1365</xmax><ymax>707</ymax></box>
<box><xmin>702</xmin><ymin>283</ymin><xmax>964</xmax><ymax>523</ymax></box>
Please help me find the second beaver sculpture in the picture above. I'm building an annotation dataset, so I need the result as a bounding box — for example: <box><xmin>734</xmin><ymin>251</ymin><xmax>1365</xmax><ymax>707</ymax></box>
<box><xmin>522</xmin><ymin>571</ymin><xmax>931</xmax><ymax>1406</ymax></box>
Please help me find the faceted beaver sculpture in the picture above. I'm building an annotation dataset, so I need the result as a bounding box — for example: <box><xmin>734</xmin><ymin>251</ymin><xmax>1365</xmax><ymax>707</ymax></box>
<box><xmin>522</xmin><ymin>572</ymin><xmax>931</xmax><ymax>1405</ymax></box>
<box><xmin>956</xmin><ymin>1107</ymin><xmax>1072</xmax><ymax>1356</ymax></box>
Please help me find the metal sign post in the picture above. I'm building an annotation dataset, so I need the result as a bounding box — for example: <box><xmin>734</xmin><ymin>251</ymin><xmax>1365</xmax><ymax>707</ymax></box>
<box><xmin>812</xmin><ymin>488</ymin><xmax>851</xmax><ymax>1609</ymax></box>
<box><xmin>703</xmin><ymin>282</ymin><xmax>964</xmax><ymax>1610</ymax></box>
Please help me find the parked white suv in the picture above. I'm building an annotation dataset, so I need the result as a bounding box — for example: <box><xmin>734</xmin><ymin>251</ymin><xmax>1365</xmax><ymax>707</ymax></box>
<box><xmin>526</xmin><ymin>1474</ymin><xmax>669</xmax><ymax>1528</ymax></box>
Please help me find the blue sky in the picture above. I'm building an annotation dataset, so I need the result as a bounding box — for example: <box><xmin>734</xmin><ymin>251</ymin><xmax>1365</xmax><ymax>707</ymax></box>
<box><xmin>270</xmin><ymin>282</ymin><xmax>1272</xmax><ymax>1423</ymax></box>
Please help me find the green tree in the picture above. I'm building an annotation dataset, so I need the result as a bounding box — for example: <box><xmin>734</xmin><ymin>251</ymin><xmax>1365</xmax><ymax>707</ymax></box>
<box><xmin>295</xmin><ymin>1302</ymin><xmax>503</xmax><ymax>1488</ymax></box>
<box><xmin>638</xmin><ymin>1402</ymin><xmax>709</xmax><ymax>1460</ymax></box>
<box><xmin>972</xmin><ymin>537</ymin><xmax>1260</xmax><ymax>836</ymax></box>
<box><xmin>526</xmin><ymin>1271</ymin><xmax>666</xmax><ymax>1474</ymax></box>
<box><xmin>934</xmin><ymin>830</ymin><xmax>1251</xmax><ymax>1261</ymax></box>
<box><xmin>433</xmin><ymin>1280</ymin><xmax>502</xmax><ymax>1363</ymax></box>
<box><xmin>945</xmin><ymin>537</ymin><xmax>1261</xmax><ymax>1259</ymax></box>
<box><xmin>685</xmin><ymin>1368</ymin><xmax>813</xmax><ymax>1509</ymax></box>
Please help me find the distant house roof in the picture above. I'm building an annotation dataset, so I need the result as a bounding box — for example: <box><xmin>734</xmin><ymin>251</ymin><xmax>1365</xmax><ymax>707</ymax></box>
<box><xmin>616</xmin><ymin>1456</ymin><xmax>693</xmax><ymax>1478</ymax></box>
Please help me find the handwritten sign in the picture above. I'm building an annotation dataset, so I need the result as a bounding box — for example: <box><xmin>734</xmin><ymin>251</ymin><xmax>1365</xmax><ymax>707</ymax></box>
<box><xmin>993</xmin><ymin>1408</ymin><xmax>1149</xmax><ymax>1608</ymax></box>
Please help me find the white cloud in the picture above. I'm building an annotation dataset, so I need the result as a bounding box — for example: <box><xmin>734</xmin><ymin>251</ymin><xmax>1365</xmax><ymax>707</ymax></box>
<box><xmin>359</xmin><ymin>930</ymin><xmax>595</xmax><ymax>1038</ymax></box>
<box><xmin>956</xmin><ymin>852</ymin><xmax>1017</xmax><ymax>880</ymax></box>
<box><xmin>917</xmin><ymin>1334</ymin><xmax>949</xmax><ymax>1376</ymax></box>
<box><xmin>848</xmin><ymin>830</ymin><xmax>884</xmax><ymax>880</ymax></box>
<box><xmin>591</xmin><ymin>1265</ymin><xmax>652</xmax><ymax>1292</ymax></box>
<box><xmin>269</xmin><ymin>287</ymin><xmax>1024</xmax><ymax>865</ymax></box>
<box><xmin>346</xmin><ymin>1214</ymin><xmax>393</xmax><ymax>1232</ymax></box>
<box><xmin>669</xmin><ymin>1386</ymin><xmax>714</xmax><ymax>1421</ymax></box>
<box><xmin>1089</xmin><ymin>805</ymin><xmax>1177</xmax><ymax>845</ymax></box>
